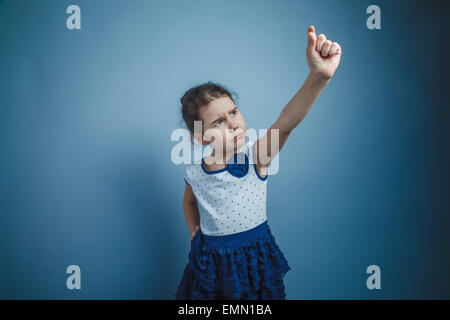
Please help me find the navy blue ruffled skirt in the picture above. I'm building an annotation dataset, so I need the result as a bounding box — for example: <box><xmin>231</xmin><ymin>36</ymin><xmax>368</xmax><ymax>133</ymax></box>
<box><xmin>175</xmin><ymin>220</ymin><xmax>291</xmax><ymax>300</ymax></box>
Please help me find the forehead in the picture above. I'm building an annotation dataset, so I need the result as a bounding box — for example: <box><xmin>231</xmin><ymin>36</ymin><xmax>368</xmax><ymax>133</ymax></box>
<box><xmin>201</xmin><ymin>96</ymin><xmax>236</xmax><ymax>122</ymax></box>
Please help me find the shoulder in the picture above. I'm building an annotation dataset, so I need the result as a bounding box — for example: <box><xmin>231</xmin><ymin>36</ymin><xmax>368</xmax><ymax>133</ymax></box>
<box><xmin>185</xmin><ymin>163</ymin><xmax>202</xmax><ymax>183</ymax></box>
<box><xmin>185</xmin><ymin>163</ymin><xmax>200</xmax><ymax>176</ymax></box>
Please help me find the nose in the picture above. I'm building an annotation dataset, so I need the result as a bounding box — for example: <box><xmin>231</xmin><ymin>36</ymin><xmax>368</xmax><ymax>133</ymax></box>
<box><xmin>228</xmin><ymin>116</ymin><xmax>239</xmax><ymax>130</ymax></box>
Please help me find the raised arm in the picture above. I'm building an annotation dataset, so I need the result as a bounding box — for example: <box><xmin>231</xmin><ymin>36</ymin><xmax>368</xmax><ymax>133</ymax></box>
<box><xmin>254</xmin><ymin>26</ymin><xmax>342</xmax><ymax>173</ymax></box>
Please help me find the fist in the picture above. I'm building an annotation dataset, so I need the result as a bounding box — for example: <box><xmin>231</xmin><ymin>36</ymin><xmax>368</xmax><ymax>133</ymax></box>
<box><xmin>306</xmin><ymin>26</ymin><xmax>342</xmax><ymax>80</ymax></box>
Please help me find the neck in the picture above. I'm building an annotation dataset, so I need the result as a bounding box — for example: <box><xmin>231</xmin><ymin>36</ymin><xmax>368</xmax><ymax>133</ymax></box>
<box><xmin>211</xmin><ymin>146</ymin><xmax>238</xmax><ymax>164</ymax></box>
<box><xmin>205</xmin><ymin>145</ymin><xmax>240</xmax><ymax>169</ymax></box>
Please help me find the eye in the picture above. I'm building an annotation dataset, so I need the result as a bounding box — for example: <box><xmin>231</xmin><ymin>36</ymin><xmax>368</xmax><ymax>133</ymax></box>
<box><xmin>231</xmin><ymin>110</ymin><xmax>237</xmax><ymax>116</ymax></box>
<box><xmin>215</xmin><ymin>119</ymin><xmax>223</xmax><ymax>127</ymax></box>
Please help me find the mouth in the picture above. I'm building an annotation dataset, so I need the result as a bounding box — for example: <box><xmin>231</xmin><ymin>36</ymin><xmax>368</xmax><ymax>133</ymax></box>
<box><xmin>233</xmin><ymin>132</ymin><xmax>244</xmax><ymax>142</ymax></box>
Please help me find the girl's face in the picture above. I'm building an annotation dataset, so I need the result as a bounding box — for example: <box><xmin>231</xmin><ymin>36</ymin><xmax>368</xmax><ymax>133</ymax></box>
<box><xmin>194</xmin><ymin>96</ymin><xmax>247</xmax><ymax>159</ymax></box>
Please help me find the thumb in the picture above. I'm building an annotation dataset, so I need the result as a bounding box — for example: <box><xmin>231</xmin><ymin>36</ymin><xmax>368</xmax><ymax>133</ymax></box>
<box><xmin>307</xmin><ymin>25</ymin><xmax>317</xmax><ymax>54</ymax></box>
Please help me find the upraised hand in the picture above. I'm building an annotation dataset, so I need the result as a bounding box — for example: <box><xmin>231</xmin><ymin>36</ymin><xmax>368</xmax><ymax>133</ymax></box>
<box><xmin>306</xmin><ymin>26</ymin><xmax>342</xmax><ymax>80</ymax></box>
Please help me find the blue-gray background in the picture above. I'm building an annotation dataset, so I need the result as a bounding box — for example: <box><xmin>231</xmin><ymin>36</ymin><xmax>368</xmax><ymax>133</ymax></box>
<box><xmin>0</xmin><ymin>0</ymin><xmax>449</xmax><ymax>299</ymax></box>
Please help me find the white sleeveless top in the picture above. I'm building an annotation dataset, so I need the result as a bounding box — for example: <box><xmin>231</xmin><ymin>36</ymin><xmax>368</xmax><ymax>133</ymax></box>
<box><xmin>184</xmin><ymin>139</ymin><xmax>268</xmax><ymax>236</ymax></box>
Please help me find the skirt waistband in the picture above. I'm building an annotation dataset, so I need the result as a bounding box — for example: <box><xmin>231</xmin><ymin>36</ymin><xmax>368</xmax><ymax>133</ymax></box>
<box><xmin>198</xmin><ymin>220</ymin><xmax>271</xmax><ymax>249</ymax></box>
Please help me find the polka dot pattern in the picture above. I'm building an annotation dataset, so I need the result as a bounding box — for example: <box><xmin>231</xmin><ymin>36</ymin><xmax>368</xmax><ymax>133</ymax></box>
<box><xmin>184</xmin><ymin>140</ymin><xmax>268</xmax><ymax>236</ymax></box>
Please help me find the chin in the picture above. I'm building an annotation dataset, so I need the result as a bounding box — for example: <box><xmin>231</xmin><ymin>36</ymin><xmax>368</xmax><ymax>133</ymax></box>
<box><xmin>234</xmin><ymin>138</ymin><xmax>245</xmax><ymax>149</ymax></box>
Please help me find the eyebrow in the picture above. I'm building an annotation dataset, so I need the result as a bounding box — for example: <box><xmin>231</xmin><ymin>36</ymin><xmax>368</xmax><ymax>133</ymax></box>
<box><xmin>210</xmin><ymin>107</ymin><xmax>238</xmax><ymax>126</ymax></box>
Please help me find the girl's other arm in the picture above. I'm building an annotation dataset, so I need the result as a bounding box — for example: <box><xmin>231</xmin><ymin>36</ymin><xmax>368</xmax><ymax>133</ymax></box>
<box><xmin>182</xmin><ymin>182</ymin><xmax>200</xmax><ymax>241</ymax></box>
<box><xmin>255</xmin><ymin>26</ymin><xmax>342</xmax><ymax>170</ymax></box>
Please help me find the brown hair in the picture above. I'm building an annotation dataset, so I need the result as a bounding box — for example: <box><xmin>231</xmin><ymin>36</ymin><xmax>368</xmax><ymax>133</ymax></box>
<box><xmin>180</xmin><ymin>81</ymin><xmax>239</xmax><ymax>143</ymax></box>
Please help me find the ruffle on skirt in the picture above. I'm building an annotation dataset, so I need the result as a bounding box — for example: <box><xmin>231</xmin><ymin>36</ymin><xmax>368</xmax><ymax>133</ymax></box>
<box><xmin>175</xmin><ymin>220</ymin><xmax>291</xmax><ymax>300</ymax></box>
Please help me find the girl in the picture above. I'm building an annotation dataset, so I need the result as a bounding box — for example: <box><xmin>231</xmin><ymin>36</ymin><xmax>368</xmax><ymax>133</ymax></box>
<box><xmin>175</xmin><ymin>26</ymin><xmax>341</xmax><ymax>300</ymax></box>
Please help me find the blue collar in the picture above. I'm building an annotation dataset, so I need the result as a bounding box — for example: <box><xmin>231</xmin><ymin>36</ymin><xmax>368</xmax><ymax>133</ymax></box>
<box><xmin>202</xmin><ymin>152</ymin><xmax>249</xmax><ymax>178</ymax></box>
<box><xmin>226</xmin><ymin>152</ymin><xmax>249</xmax><ymax>178</ymax></box>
